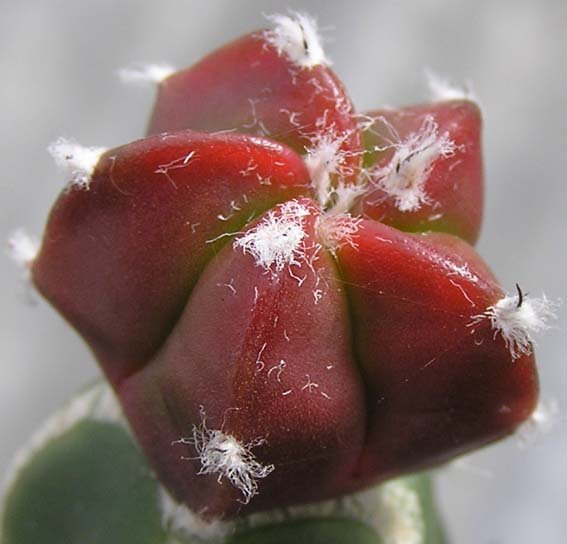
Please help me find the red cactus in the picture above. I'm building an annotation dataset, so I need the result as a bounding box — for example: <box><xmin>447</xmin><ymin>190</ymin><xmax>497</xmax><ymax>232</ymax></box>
<box><xmin>29</xmin><ymin>13</ymin><xmax>552</xmax><ymax>520</ymax></box>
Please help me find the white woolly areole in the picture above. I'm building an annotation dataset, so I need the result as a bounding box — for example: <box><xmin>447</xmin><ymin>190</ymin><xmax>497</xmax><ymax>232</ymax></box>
<box><xmin>369</xmin><ymin>115</ymin><xmax>459</xmax><ymax>212</ymax></box>
<box><xmin>175</xmin><ymin>409</ymin><xmax>274</xmax><ymax>505</ymax></box>
<box><xmin>326</xmin><ymin>182</ymin><xmax>366</xmax><ymax>216</ymax></box>
<box><xmin>517</xmin><ymin>398</ymin><xmax>559</xmax><ymax>447</ymax></box>
<box><xmin>426</xmin><ymin>70</ymin><xmax>478</xmax><ymax>103</ymax></box>
<box><xmin>264</xmin><ymin>12</ymin><xmax>329</xmax><ymax>68</ymax></box>
<box><xmin>48</xmin><ymin>137</ymin><xmax>107</xmax><ymax>190</ymax></box>
<box><xmin>118</xmin><ymin>64</ymin><xmax>176</xmax><ymax>86</ymax></box>
<box><xmin>470</xmin><ymin>290</ymin><xmax>557</xmax><ymax>360</ymax></box>
<box><xmin>305</xmin><ymin>132</ymin><xmax>353</xmax><ymax>208</ymax></box>
<box><xmin>233</xmin><ymin>201</ymin><xmax>310</xmax><ymax>274</ymax></box>
<box><xmin>317</xmin><ymin>212</ymin><xmax>362</xmax><ymax>254</ymax></box>
<box><xmin>7</xmin><ymin>229</ymin><xmax>38</xmax><ymax>270</ymax></box>
<box><xmin>1</xmin><ymin>383</ymin><xmax>124</xmax><ymax>505</ymax></box>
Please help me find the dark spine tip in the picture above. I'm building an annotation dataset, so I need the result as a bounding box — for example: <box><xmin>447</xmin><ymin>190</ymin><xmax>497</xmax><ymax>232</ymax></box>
<box><xmin>515</xmin><ymin>283</ymin><xmax>524</xmax><ymax>309</ymax></box>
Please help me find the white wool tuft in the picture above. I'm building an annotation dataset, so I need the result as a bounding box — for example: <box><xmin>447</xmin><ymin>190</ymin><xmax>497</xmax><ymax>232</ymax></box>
<box><xmin>517</xmin><ymin>398</ymin><xmax>559</xmax><ymax>447</ymax></box>
<box><xmin>425</xmin><ymin>69</ymin><xmax>478</xmax><ymax>103</ymax></box>
<box><xmin>304</xmin><ymin>132</ymin><xmax>352</xmax><ymax>208</ymax></box>
<box><xmin>369</xmin><ymin>115</ymin><xmax>459</xmax><ymax>212</ymax></box>
<box><xmin>7</xmin><ymin>229</ymin><xmax>39</xmax><ymax>270</ymax></box>
<box><xmin>471</xmin><ymin>289</ymin><xmax>557</xmax><ymax>360</ymax></box>
<box><xmin>118</xmin><ymin>64</ymin><xmax>176</xmax><ymax>86</ymax></box>
<box><xmin>317</xmin><ymin>212</ymin><xmax>362</xmax><ymax>254</ymax></box>
<box><xmin>327</xmin><ymin>182</ymin><xmax>367</xmax><ymax>216</ymax></box>
<box><xmin>264</xmin><ymin>12</ymin><xmax>329</xmax><ymax>68</ymax></box>
<box><xmin>175</xmin><ymin>409</ymin><xmax>274</xmax><ymax>505</ymax></box>
<box><xmin>233</xmin><ymin>201</ymin><xmax>310</xmax><ymax>274</ymax></box>
<box><xmin>48</xmin><ymin>137</ymin><xmax>107</xmax><ymax>190</ymax></box>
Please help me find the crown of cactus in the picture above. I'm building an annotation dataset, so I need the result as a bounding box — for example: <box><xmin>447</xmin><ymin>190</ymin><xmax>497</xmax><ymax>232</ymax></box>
<box><xmin>9</xmin><ymin>11</ymin><xmax>555</xmax><ymax>529</ymax></box>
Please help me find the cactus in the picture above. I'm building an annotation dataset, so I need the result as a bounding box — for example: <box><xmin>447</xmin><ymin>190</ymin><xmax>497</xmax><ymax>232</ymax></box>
<box><xmin>3</xmin><ymin>11</ymin><xmax>556</xmax><ymax>542</ymax></box>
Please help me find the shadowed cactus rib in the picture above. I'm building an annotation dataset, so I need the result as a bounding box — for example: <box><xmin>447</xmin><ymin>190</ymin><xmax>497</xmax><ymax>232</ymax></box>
<box><xmin>0</xmin><ymin>383</ymin><xmax>446</xmax><ymax>544</ymax></box>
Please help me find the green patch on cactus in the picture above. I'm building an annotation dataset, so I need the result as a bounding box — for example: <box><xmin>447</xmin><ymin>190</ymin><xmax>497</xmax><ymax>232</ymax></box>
<box><xmin>1</xmin><ymin>420</ymin><xmax>166</xmax><ymax>544</ymax></box>
<box><xmin>228</xmin><ymin>517</ymin><xmax>381</xmax><ymax>544</ymax></box>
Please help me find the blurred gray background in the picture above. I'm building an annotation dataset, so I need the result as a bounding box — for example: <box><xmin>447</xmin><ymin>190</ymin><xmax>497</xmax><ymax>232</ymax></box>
<box><xmin>1</xmin><ymin>0</ymin><xmax>565</xmax><ymax>541</ymax></box>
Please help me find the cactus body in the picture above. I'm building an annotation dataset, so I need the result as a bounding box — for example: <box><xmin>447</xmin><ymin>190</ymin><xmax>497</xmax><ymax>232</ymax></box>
<box><xmin>5</xmin><ymin>10</ymin><xmax>554</xmax><ymax>540</ymax></box>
